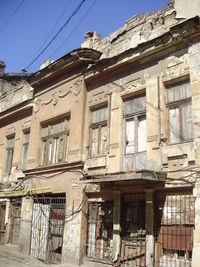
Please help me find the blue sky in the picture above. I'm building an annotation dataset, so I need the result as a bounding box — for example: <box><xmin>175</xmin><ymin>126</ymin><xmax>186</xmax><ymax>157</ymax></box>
<box><xmin>0</xmin><ymin>0</ymin><xmax>169</xmax><ymax>73</ymax></box>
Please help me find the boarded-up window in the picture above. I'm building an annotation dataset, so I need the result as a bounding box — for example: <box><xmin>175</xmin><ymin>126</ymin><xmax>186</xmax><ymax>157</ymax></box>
<box><xmin>5</xmin><ymin>136</ymin><xmax>15</xmax><ymax>175</ymax></box>
<box><xmin>21</xmin><ymin>131</ymin><xmax>30</xmax><ymax>169</ymax></box>
<box><xmin>87</xmin><ymin>202</ymin><xmax>113</xmax><ymax>262</ymax></box>
<box><xmin>40</xmin><ymin>118</ymin><xmax>69</xmax><ymax>166</ymax></box>
<box><xmin>90</xmin><ymin>107</ymin><xmax>108</xmax><ymax>158</ymax></box>
<box><xmin>167</xmin><ymin>81</ymin><xmax>193</xmax><ymax>144</ymax></box>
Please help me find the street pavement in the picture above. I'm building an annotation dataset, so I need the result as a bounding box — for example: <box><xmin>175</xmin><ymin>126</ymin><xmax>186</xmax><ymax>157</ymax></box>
<box><xmin>0</xmin><ymin>244</ymin><xmax>71</xmax><ymax>267</ymax></box>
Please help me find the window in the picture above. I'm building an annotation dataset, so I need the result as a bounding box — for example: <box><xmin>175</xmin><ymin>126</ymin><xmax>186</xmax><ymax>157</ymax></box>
<box><xmin>21</xmin><ymin>131</ymin><xmax>30</xmax><ymax>170</ymax></box>
<box><xmin>124</xmin><ymin>94</ymin><xmax>146</xmax><ymax>154</ymax></box>
<box><xmin>5</xmin><ymin>136</ymin><xmax>15</xmax><ymax>175</ymax></box>
<box><xmin>123</xmin><ymin>94</ymin><xmax>146</xmax><ymax>171</ymax></box>
<box><xmin>40</xmin><ymin>118</ymin><xmax>69</xmax><ymax>166</ymax></box>
<box><xmin>90</xmin><ymin>106</ymin><xmax>108</xmax><ymax>158</ymax></box>
<box><xmin>155</xmin><ymin>191</ymin><xmax>194</xmax><ymax>265</ymax></box>
<box><xmin>87</xmin><ymin>202</ymin><xmax>113</xmax><ymax>262</ymax></box>
<box><xmin>167</xmin><ymin>81</ymin><xmax>193</xmax><ymax>144</ymax></box>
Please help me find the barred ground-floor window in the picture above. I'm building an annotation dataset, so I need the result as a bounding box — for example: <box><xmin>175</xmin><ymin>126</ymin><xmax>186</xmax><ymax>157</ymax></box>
<box><xmin>155</xmin><ymin>190</ymin><xmax>194</xmax><ymax>267</ymax></box>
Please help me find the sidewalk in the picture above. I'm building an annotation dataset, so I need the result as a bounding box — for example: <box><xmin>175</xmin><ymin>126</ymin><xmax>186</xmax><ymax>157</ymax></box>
<box><xmin>0</xmin><ymin>244</ymin><xmax>74</xmax><ymax>267</ymax></box>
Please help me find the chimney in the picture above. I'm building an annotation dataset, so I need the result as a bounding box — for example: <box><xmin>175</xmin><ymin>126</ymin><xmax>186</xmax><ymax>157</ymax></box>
<box><xmin>0</xmin><ymin>61</ymin><xmax>6</xmax><ymax>78</ymax></box>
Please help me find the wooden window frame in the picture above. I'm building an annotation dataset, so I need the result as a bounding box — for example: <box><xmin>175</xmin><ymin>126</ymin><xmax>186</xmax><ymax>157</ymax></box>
<box><xmin>124</xmin><ymin>111</ymin><xmax>146</xmax><ymax>155</ymax></box>
<box><xmin>21</xmin><ymin>130</ymin><xmax>30</xmax><ymax>170</ymax></box>
<box><xmin>5</xmin><ymin>135</ymin><xmax>15</xmax><ymax>175</ymax></box>
<box><xmin>40</xmin><ymin>118</ymin><xmax>70</xmax><ymax>166</ymax></box>
<box><xmin>89</xmin><ymin>106</ymin><xmax>108</xmax><ymax>158</ymax></box>
<box><xmin>123</xmin><ymin>93</ymin><xmax>146</xmax><ymax>155</ymax></box>
<box><xmin>167</xmin><ymin>95</ymin><xmax>193</xmax><ymax>144</ymax></box>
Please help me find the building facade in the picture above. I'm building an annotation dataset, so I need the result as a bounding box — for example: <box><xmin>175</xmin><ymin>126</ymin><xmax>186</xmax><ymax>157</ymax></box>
<box><xmin>1</xmin><ymin>1</ymin><xmax>200</xmax><ymax>267</ymax></box>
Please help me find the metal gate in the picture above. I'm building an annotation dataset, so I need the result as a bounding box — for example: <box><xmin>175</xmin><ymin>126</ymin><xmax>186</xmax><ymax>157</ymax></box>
<box><xmin>30</xmin><ymin>196</ymin><xmax>65</xmax><ymax>263</ymax></box>
<box><xmin>121</xmin><ymin>193</ymin><xmax>146</xmax><ymax>267</ymax></box>
<box><xmin>10</xmin><ymin>199</ymin><xmax>21</xmax><ymax>245</ymax></box>
<box><xmin>155</xmin><ymin>190</ymin><xmax>194</xmax><ymax>267</ymax></box>
<box><xmin>87</xmin><ymin>202</ymin><xmax>113</xmax><ymax>263</ymax></box>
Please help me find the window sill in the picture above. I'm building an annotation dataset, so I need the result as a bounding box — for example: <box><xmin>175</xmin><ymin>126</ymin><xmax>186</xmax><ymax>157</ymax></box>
<box><xmin>167</xmin><ymin>140</ymin><xmax>194</xmax><ymax>146</ymax></box>
<box><xmin>125</xmin><ymin>151</ymin><xmax>146</xmax><ymax>156</ymax></box>
<box><xmin>24</xmin><ymin>161</ymin><xmax>84</xmax><ymax>175</ymax></box>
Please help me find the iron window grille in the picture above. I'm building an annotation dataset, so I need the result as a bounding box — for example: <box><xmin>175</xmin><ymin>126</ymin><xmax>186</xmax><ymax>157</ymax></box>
<box><xmin>155</xmin><ymin>190</ymin><xmax>194</xmax><ymax>266</ymax></box>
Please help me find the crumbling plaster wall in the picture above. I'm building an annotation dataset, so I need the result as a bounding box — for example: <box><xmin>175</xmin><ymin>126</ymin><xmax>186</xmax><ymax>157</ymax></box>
<box><xmin>175</xmin><ymin>0</ymin><xmax>200</xmax><ymax>19</ymax></box>
<box><xmin>0</xmin><ymin>79</ymin><xmax>33</xmax><ymax>113</ymax></box>
<box><xmin>81</xmin><ymin>2</ymin><xmax>180</xmax><ymax>60</ymax></box>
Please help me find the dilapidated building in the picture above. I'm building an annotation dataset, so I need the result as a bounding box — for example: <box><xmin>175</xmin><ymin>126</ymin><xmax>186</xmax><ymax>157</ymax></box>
<box><xmin>1</xmin><ymin>1</ymin><xmax>200</xmax><ymax>267</ymax></box>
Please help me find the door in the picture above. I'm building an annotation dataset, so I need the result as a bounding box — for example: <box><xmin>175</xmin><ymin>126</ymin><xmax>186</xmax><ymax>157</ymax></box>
<box><xmin>48</xmin><ymin>205</ymin><xmax>65</xmax><ymax>263</ymax></box>
<box><xmin>10</xmin><ymin>200</ymin><xmax>21</xmax><ymax>245</ymax></box>
<box><xmin>31</xmin><ymin>201</ymin><xmax>50</xmax><ymax>260</ymax></box>
<box><xmin>0</xmin><ymin>202</ymin><xmax>6</xmax><ymax>244</ymax></box>
<box><xmin>87</xmin><ymin>202</ymin><xmax>113</xmax><ymax>263</ymax></box>
<box><xmin>30</xmin><ymin>197</ymin><xmax>65</xmax><ymax>263</ymax></box>
<box><xmin>121</xmin><ymin>193</ymin><xmax>146</xmax><ymax>267</ymax></box>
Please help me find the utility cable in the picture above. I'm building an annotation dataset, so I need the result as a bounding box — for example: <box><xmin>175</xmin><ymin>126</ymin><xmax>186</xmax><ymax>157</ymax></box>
<box><xmin>0</xmin><ymin>0</ymin><xmax>24</xmax><ymax>33</ymax></box>
<box><xmin>25</xmin><ymin>0</ymin><xmax>87</xmax><ymax>70</ymax></box>
<box><xmin>49</xmin><ymin>0</ymin><xmax>99</xmax><ymax>57</ymax></box>
<box><xmin>33</xmin><ymin>0</ymin><xmax>73</xmax><ymax>57</ymax></box>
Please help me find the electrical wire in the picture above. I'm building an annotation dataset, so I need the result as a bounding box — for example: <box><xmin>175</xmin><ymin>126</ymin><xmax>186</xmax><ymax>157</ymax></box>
<box><xmin>25</xmin><ymin>0</ymin><xmax>87</xmax><ymax>70</ymax></box>
<box><xmin>0</xmin><ymin>0</ymin><xmax>24</xmax><ymax>33</ymax></box>
<box><xmin>33</xmin><ymin>0</ymin><xmax>74</xmax><ymax>57</ymax></box>
<box><xmin>49</xmin><ymin>0</ymin><xmax>99</xmax><ymax>58</ymax></box>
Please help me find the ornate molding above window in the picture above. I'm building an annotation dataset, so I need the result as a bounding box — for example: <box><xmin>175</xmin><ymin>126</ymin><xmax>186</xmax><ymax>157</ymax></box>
<box><xmin>34</xmin><ymin>78</ymin><xmax>83</xmax><ymax>113</ymax></box>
